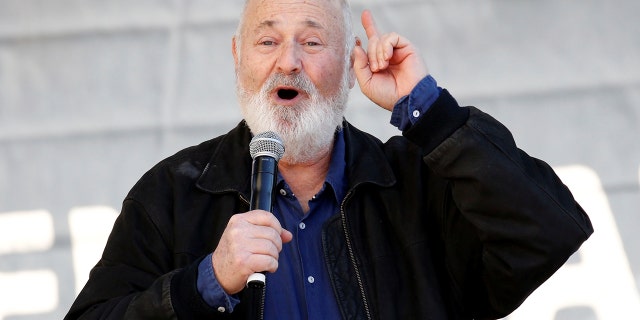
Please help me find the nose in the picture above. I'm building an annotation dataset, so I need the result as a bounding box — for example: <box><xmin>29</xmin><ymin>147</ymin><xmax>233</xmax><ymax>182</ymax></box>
<box><xmin>276</xmin><ymin>41</ymin><xmax>302</xmax><ymax>75</ymax></box>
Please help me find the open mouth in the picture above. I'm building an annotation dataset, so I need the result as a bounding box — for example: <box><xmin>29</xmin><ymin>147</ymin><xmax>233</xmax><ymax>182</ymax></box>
<box><xmin>277</xmin><ymin>88</ymin><xmax>300</xmax><ymax>100</ymax></box>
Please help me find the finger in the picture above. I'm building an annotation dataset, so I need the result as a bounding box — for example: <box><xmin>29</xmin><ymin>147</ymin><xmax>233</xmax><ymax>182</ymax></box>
<box><xmin>377</xmin><ymin>32</ymin><xmax>401</xmax><ymax>70</ymax></box>
<box><xmin>281</xmin><ymin>229</ymin><xmax>293</xmax><ymax>243</ymax></box>
<box><xmin>252</xmin><ymin>211</ymin><xmax>292</xmax><ymax>245</ymax></box>
<box><xmin>242</xmin><ymin>211</ymin><xmax>292</xmax><ymax>251</ymax></box>
<box><xmin>361</xmin><ymin>10</ymin><xmax>381</xmax><ymax>71</ymax></box>
<box><xmin>247</xmin><ymin>237</ymin><xmax>281</xmax><ymax>258</ymax></box>
<box><xmin>222</xmin><ymin>234</ymin><xmax>282</xmax><ymax>273</ymax></box>
<box><xmin>376</xmin><ymin>36</ymin><xmax>387</xmax><ymax>69</ymax></box>
<box><xmin>244</xmin><ymin>224</ymin><xmax>285</xmax><ymax>251</ymax></box>
<box><xmin>361</xmin><ymin>10</ymin><xmax>379</xmax><ymax>40</ymax></box>
<box><xmin>245</xmin><ymin>210</ymin><xmax>286</xmax><ymax>234</ymax></box>
<box><xmin>352</xmin><ymin>43</ymin><xmax>373</xmax><ymax>87</ymax></box>
<box><xmin>247</xmin><ymin>253</ymin><xmax>280</xmax><ymax>274</ymax></box>
<box><xmin>367</xmin><ymin>36</ymin><xmax>379</xmax><ymax>71</ymax></box>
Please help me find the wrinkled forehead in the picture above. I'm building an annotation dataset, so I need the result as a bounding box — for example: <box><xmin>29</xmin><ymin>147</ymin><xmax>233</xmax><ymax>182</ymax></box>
<box><xmin>239</xmin><ymin>0</ymin><xmax>347</xmax><ymax>34</ymax></box>
<box><xmin>243</xmin><ymin>0</ymin><xmax>345</xmax><ymax>13</ymax></box>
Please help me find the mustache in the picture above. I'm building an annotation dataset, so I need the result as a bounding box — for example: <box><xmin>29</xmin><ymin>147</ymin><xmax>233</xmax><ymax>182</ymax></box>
<box><xmin>263</xmin><ymin>72</ymin><xmax>317</xmax><ymax>95</ymax></box>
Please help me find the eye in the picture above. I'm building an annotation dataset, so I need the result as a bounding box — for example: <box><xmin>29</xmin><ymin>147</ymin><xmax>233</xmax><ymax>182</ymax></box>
<box><xmin>260</xmin><ymin>40</ymin><xmax>276</xmax><ymax>46</ymax></box>
<box><xmin>305</xmin><ymin>41</ymin><xmax>320</xmax><ymax>47</ymax></box>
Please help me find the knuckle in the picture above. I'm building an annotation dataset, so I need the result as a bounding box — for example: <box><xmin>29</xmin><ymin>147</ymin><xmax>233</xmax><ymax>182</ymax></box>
<box><xmin>266</xmin><ymin>258</ymin><xmax>279</xmax><ymax>272</ymax></box>
<box><xmin>228</xmin><ymin>213</ymin><xmax>243</xmax><ymax>225</ymax></box>
<box><xmin>232</xmin><ymin>253</ymin><xmax>249</xmax><ymax>268</ymax></box>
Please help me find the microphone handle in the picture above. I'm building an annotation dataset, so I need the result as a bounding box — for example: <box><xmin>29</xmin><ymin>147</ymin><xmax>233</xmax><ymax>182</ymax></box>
<box><xmin>250</xmin><ymin>156</ymin><xmax>277</xmax><ymax>212</ymax></box>
<box><xmin>247</xmin><ymin>155</ymin><xmax>278</xmax><ymax>288</ymax></box>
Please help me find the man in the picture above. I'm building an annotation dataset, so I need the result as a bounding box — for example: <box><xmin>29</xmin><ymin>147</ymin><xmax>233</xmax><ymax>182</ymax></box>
<box><xmin>65</xmin><ymin>0</ymin><xmax>593</xmax><ymax>319</ymax></box>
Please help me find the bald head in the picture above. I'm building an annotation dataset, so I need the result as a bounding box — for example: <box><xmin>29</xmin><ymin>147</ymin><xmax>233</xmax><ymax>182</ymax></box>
<box><xmin>235</xmin><ymin>0</ymin><xmax>354</xmax><ymax>57</ymax></box>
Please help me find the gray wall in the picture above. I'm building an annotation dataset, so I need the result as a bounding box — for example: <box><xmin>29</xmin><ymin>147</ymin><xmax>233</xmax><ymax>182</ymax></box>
<box><xmin>1</xmin><ymin>0</ymin><xmax>638</xmax><ymax>319</ymax></box>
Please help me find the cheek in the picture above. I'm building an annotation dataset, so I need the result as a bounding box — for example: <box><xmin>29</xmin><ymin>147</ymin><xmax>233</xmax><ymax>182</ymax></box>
<box><xmin>309</xmin><ymin>60</ymin><xmax>345</xmax><ymax>95</ymax></box>
<box><xmin>238</xmin><ymin>59</ymin><xmax>269</xmax><ymax>91</ymax></box>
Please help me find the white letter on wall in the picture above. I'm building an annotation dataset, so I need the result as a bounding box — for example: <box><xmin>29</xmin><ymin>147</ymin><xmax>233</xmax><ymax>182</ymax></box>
<box><xmin>0</xmin><ymin>210</ymin><xmax>58</xmax><ymax>320</ymax></box>
<box><xmin>68</xmin><ymin>206</ymin><xmax>118</xmax><ymax>295</ymax></box>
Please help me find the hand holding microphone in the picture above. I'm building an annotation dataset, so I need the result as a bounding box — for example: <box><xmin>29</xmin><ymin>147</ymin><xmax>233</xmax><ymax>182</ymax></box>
<box><xmin>211</xmin><ymin>132</ymin><xmax>292</xmax><ymax>294</ymax></box>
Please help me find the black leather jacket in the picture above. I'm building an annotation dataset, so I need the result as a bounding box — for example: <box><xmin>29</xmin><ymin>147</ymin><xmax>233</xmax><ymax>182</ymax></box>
<box><xmin>66</xmin><ymin>90</ymin><xmax>592</xmax><ymax>319</ymax></box>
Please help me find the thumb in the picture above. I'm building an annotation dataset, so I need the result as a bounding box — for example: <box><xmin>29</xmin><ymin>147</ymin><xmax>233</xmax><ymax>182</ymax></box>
<box><xmin>281</xmin><ymin>228</ymin><xmax>293</xmax><ymax>244</ymax></box>
<box><xmin>352</xmin><ymin>43</ymin><xmax>372</xmax><ymax>89</ymax></box>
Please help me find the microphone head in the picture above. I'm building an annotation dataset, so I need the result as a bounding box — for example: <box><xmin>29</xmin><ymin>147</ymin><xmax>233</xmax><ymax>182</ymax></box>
<box><xmin>249</xmin><ymin>131</ymin><xmax>285</xmax><ymax>161</ymax></box>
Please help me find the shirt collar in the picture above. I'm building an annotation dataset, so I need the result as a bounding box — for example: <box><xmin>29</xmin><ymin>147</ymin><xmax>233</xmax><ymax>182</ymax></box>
<box><xmin>324</xmin><ymin>129</ymin><xmax>347</xmax><ymax>202</ymax></box>
<box><xmin>276</xmin><ymin>129</ymin><xmax>347</xmax><ymax>202</ymax></box>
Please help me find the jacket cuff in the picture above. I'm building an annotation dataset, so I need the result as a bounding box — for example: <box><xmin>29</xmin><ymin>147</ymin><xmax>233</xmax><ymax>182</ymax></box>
<box><xmin>403</xmin><ymin>89</ymin><xmax>470</xmax><ymax>154</ymax></box>
<box><xmin>170</xmin><ymin>256</ymin><xmax>220</xmax><ymax>318</ymax></box>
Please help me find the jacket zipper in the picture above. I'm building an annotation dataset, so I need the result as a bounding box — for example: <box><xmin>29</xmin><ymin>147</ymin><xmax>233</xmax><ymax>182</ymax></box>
<box><xmin>340</xmin><ymin>189</ymin><xmax>373</xmax><ymax>320</ymax></box>
<box><xmin>241</xmin><ymin>191</ymin><xmax>369</xmax><ymax>319</ymax></box>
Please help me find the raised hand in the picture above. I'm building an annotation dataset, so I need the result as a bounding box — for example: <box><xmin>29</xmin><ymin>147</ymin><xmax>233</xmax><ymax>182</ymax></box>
<box><xmin>352</xmin><ymin>10</ymin><xmax>429</xmax><ymax>111</ymax></box>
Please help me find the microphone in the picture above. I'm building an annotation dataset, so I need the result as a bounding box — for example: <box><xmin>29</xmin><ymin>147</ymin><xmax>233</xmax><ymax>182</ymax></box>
<box><xmin>246</xmin><ymin>131</ymin><xmax>285</xmax><ymax>288</ymax></box>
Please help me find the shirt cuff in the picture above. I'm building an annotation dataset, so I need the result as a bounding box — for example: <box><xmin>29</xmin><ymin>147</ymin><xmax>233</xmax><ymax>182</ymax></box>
<box><xmin>197</xmin><ymin>253</ymin><xmax>240</xmax><ymax>313</ymax></box>
<box><xmin>390</xmin><ymin>74</ymin><xmax>442</xmax><ymax>131</ymax></box>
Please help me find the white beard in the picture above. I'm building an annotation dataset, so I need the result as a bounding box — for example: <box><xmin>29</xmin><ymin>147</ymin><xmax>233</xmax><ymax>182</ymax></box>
<box><xmin>236</xmin><ymin>71</ymin><xmax>350</xmax><ymax>164</ymax></box>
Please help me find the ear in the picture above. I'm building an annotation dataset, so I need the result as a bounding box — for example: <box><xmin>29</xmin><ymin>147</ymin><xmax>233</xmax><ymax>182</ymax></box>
<box><xmin>348</xmin><ymin>37</ymin><xmax>359</xmax><ymax>89</ymax></box>
<box><xmin>232</xmin><ymin>36</ymin><xmax>239</xmax><ymax>67</ymax></box>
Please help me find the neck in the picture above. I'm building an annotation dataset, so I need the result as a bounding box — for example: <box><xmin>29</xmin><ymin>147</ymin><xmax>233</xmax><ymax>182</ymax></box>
<box><xmin>278</xmin><ymin>147</ymin><xmax>332</xmax><ymax>214</ymax></box>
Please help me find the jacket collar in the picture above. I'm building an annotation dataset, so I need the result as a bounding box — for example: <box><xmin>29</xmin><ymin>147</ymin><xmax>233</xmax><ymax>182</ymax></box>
<box><xmin>341</xmin><ymin>120</ymin><xmax>396</xmax><ymax>191</ymax></box>
<box><xmin>196</xmin><ymin>121</ymin><xmax>254</xmax><ymax>201</ymax></box>
<box><xmin>195</xmin><ymin>120</ymin><xmax>396</xmax><ymax>198</ymax></box>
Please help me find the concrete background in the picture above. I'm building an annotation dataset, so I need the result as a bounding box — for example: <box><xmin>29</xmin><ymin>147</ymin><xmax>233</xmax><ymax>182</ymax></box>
<box><xmin>0</xmin><ymin>0</ymin><xmax>638</xmax><ymax>319</ymax></box>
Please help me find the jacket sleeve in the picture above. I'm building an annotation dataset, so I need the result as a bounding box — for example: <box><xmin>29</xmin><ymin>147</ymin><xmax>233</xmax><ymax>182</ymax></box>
<box><xmin>405</xmin><ymin>90</ymin><xmax>593</xmax><ymax>318</ymax></box>
<box><xmin>64</xmin><ymin>198</ymin><xmax>226</xmax><ymax>319</ymax></box>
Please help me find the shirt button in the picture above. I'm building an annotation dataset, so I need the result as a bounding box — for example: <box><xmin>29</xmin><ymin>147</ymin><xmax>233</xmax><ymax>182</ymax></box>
<box><xmin>279</xmin><ymin>189</ymin><xmax>287</xmax><ymax>196</ymax></box>
<box><xmin>217</xmin><ymin>306</ymin><xmax>226</xmax><ymax>313</ymax></box>
<box><xmin>307</xmin><ymin>276</ymin><xmax>315</xmax><ymax>284</ymax></box>
<box><xmin>412</xmin><ymin>110</ymin><xmax>421</xmax><ymax>118</ymax></box>
<box><xmin>299</xmin><ymin>222</ymin><xmax>306</xmax><ymax>230</ymax></box>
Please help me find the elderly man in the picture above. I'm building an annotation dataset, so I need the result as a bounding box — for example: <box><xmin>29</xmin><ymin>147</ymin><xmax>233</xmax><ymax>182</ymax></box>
<box><xmin>65</xmin><ymin>0</ymin><xmax>592</xmax><ymax>319</ymax></box>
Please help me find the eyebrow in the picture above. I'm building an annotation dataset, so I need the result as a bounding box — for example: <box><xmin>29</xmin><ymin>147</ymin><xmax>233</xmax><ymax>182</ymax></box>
<box><xmin>255</xmin><ymin>19</ymin><xmax>325</xmax><ymax>31</ymax></box>
<box><xmin>303</xmin><ymin>20</ymin><xmax>324</xmax><ymax>29</ymax></box>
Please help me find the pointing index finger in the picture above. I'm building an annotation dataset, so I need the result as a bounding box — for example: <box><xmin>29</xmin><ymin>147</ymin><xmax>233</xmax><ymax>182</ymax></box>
<box><xmin>361</xmin><ymin>10</ymin><xmax>379</xmax><ymax>40</ymax></box>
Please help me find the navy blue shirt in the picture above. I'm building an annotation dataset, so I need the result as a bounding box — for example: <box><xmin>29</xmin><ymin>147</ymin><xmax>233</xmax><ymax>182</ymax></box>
<box><xmin>262</xmin><ymin>130</ymin><xmax>346</xmax><ymax>320</ymax></box>
<box><xmin>197</xmin><ymin>75</ymin><xmax>441</xmax><ymax>318</ymax></box>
